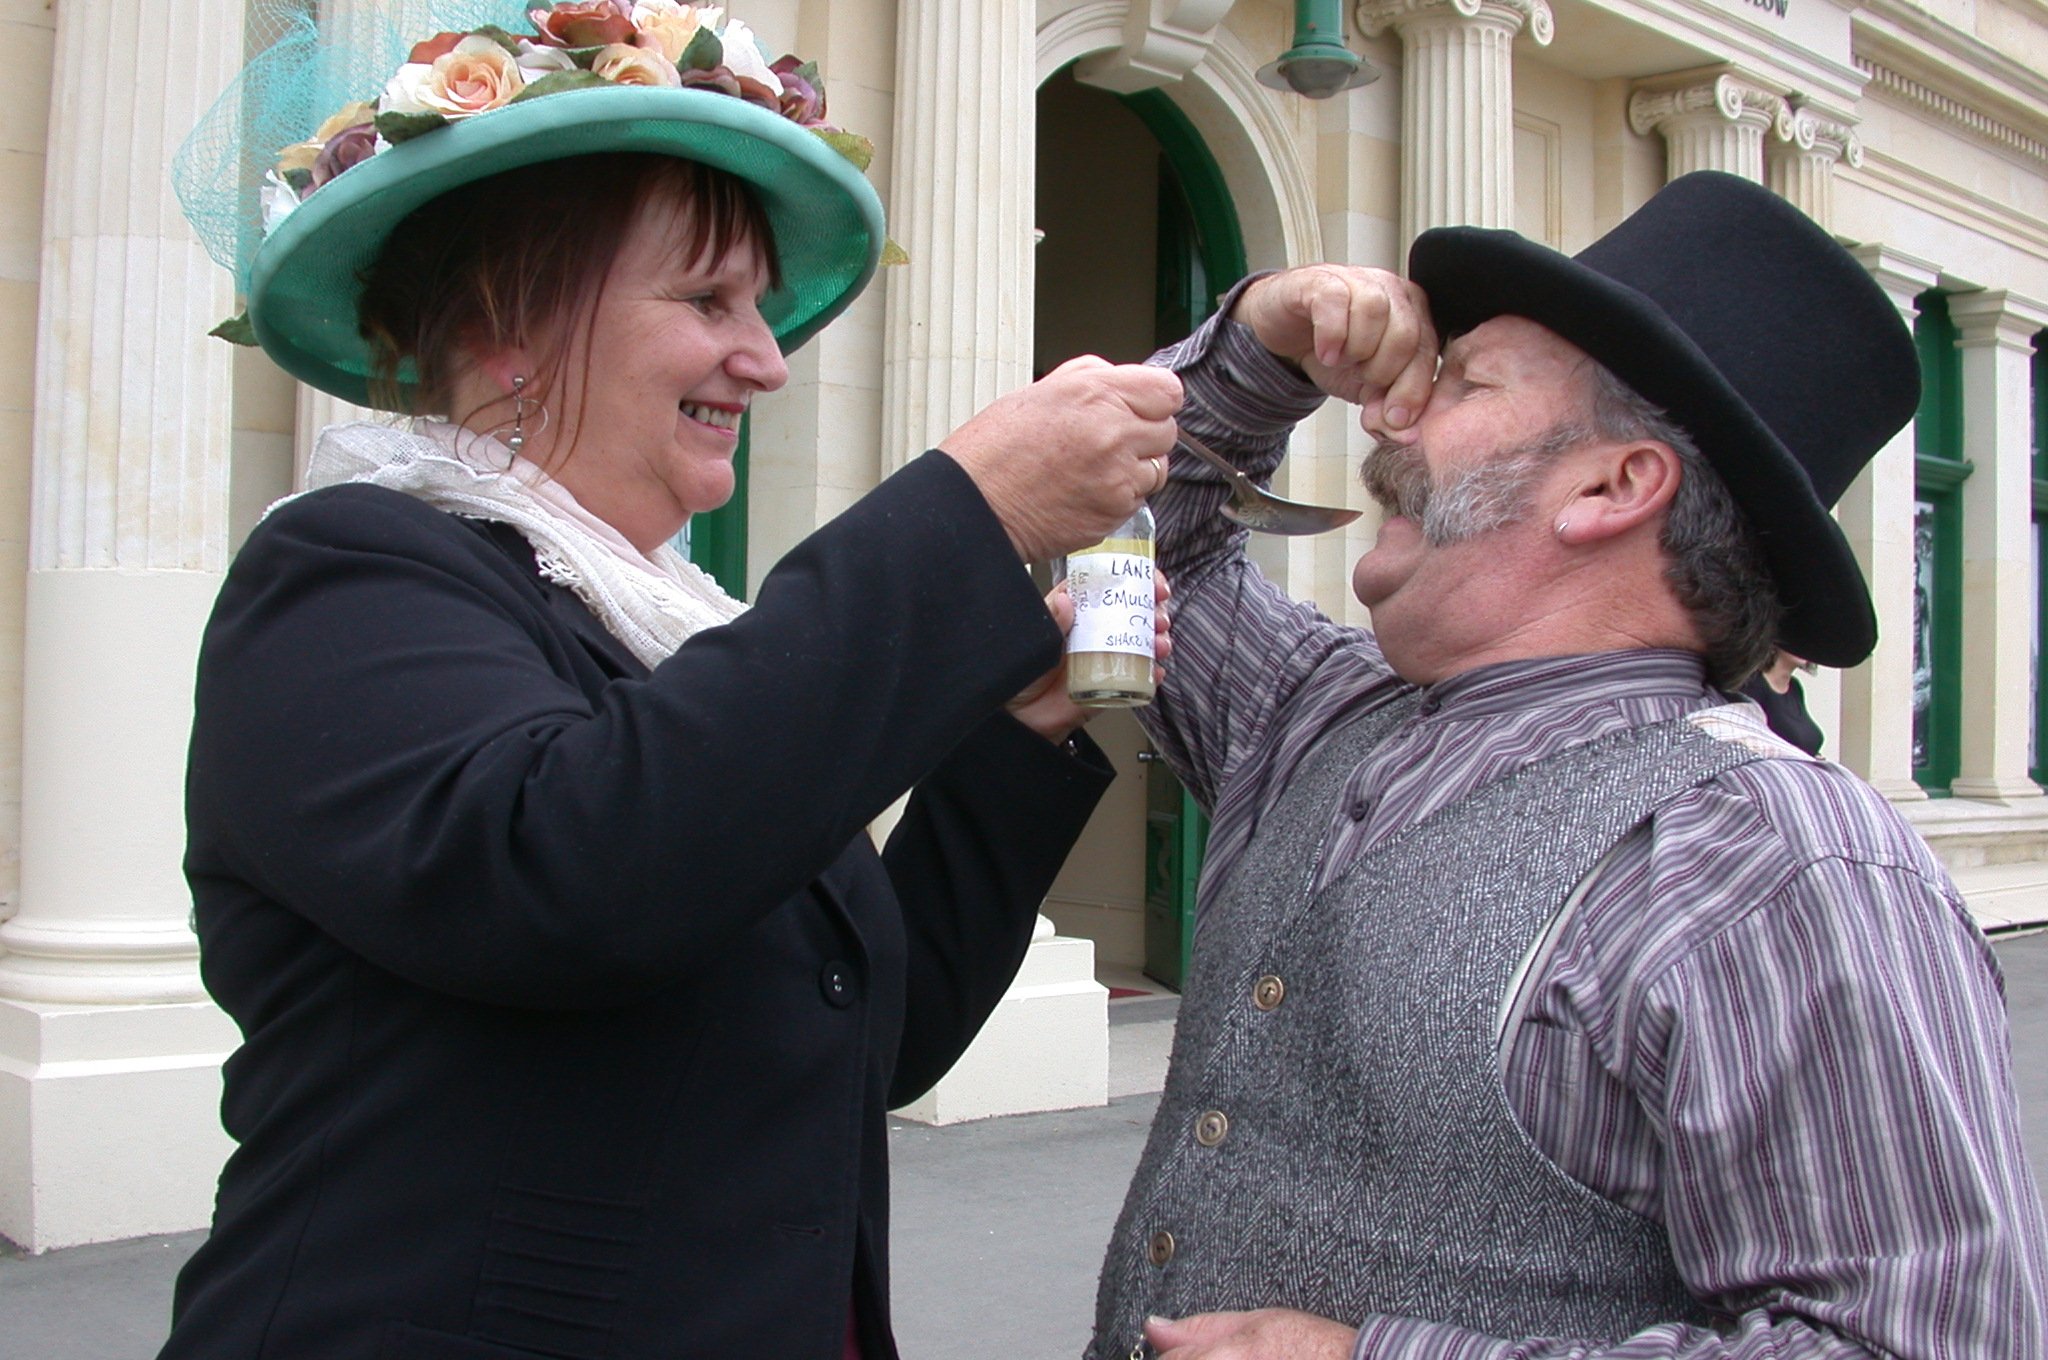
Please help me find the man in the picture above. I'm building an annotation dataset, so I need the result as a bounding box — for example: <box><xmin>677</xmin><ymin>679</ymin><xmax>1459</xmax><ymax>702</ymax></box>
<box><xmin>1089</xmin><ymin>172</ymin><xmax>2048</xmax><ymax>1359</ymax></box>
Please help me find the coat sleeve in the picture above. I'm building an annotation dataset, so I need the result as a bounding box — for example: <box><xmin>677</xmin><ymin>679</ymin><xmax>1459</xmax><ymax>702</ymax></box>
<box><xmin>881</xmin><ymin>716</ymin><xmax>1115</xmax><ymax>1106</ymax></box>
<box><xmin>186</xmin><ymin>451</ymin><xmax>1064</xmax><ymax>1009</ymax></box>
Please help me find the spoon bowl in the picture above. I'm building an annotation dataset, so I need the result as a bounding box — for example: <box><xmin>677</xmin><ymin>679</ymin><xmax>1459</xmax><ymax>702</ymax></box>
<box><xmin>1174</xmin><ymin>426</ymin><xmax>1362</xmax><ymax>535</ymax></box>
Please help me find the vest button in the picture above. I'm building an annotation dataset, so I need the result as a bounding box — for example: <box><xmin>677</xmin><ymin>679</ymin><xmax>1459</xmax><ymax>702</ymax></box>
<box><xmin>1147</xmin><ymin>1229</ymin><xmax>1176</xmax><ymax>1265</ymax></box>
<box><xmin>1194</xmin><ymin>1110</ymin><xmax>1229</xmax><ymax>1147</ymax></box>
<box><xmin>1253</xmin><ymin>974</ymin><xmax>1285</xmax><ymax>1011</ymax></box>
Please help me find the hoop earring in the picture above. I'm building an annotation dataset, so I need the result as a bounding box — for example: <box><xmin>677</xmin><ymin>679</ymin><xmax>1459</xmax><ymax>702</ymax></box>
<box><xmin>503</xmin><ymin>376</ymin><xmax>550</xmax><ymax>458</ymax></box>
<box><xmin>508</xmin><ymin>375</ymin><xmax>533</xmax><ymax>455</ymax></box>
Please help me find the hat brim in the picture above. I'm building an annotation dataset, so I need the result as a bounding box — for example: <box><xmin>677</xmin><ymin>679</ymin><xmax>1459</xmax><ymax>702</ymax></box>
<box><xmin>249</xmin><ymin>86</ymin><xmax>885</xmax><ymax>410</ymax></box>
<box><xmin>1409</xmin><ymin>228</ymin><xmax>1878</xmax><ymax>669</ymax></box>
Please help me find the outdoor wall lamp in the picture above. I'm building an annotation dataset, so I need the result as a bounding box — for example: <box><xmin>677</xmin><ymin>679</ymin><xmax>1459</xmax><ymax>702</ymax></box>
<box><xmin>1255</xmin><ymin>0</ymin><xmax>1379</xmax><ymax>97</ymax></box>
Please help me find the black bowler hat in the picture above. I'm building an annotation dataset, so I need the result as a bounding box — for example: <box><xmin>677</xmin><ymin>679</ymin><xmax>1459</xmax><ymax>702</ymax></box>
<box><xmin>1407</xmin><ymin>170</ymin><xmax>1918</xmax><ymax>668</ymax></box>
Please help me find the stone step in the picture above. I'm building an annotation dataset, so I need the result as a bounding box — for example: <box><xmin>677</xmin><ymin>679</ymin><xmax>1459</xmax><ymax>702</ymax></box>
<box><xmin>1950</xmin><ymin>860</ymin><xmax>2048</xmax><ymax>936</ymax></box>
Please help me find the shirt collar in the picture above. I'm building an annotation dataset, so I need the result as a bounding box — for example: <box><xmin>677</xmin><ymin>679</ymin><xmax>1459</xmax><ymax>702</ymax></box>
<box><xmin>1421</xmin><ymin>649</ymin><xmax>1714</xmax><ymax>721</ymax></box>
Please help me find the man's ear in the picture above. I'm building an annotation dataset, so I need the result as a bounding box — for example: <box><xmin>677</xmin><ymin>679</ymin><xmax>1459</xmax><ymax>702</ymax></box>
<box><xmin>1553</xmin><ymin>440</ymin><xmax>1682</xmax><ymax>546</ymax></box>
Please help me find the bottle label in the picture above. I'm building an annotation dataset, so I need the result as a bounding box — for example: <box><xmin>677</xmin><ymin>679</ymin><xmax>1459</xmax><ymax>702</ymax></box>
<box><xmin>1066</xmin><ymin>550</ymin><xmax>1155</xmax><ymax>657</ymax></box>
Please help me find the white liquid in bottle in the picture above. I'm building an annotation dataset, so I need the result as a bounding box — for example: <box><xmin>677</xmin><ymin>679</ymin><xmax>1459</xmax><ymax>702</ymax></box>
<box><xmin>1063</xmin><ymin>505</ymin><xmax>1156</xmax><ymax>708</ymax></box>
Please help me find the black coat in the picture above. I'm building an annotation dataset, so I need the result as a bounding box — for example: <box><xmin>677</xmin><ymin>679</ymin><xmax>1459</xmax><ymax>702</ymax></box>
<box><xmin>163</xmin><ymin>451</ymin><xmax>1111</xmax><ymax>1360</ymax></box>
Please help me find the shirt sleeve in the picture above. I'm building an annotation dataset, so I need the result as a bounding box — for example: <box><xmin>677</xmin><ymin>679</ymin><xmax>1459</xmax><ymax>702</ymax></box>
<box><xmin>1350</xmin><ymin>857</ymin><xmax>2048</xmax><ymax>1359</ymax></box>
<box><xmin>1138</xmin><ymin>278</ymin><xmax>1386</xmax><ymax>811</ymax></box>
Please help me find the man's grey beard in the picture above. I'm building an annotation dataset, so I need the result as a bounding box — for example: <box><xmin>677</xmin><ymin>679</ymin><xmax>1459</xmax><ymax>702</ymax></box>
<box><xmin>1361</xmin><ymin>422</ymin><xmax>1590</xmax><ymax>547</ymax></box>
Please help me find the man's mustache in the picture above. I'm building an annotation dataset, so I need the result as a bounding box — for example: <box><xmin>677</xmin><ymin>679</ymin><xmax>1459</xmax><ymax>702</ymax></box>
<box><xmin>1362</xmin><ymin>438</ymin><xmax>1432</xmax><ymax>521</ymax></box>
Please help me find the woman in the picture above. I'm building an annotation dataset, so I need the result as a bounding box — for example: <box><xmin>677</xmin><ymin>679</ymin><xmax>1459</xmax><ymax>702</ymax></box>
<box><xmin>1737</xmin><ymin>649</ymin><xmax>1824</xmax><ymax>755</ymax></box>
<box><xmin>165</xmin><ymin>6</ymin><xmax>1178</xmax><ymax>1357</ymax></box>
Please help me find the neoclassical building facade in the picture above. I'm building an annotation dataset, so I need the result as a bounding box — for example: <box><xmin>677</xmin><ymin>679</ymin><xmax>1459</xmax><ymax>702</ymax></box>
<box><xmin>1</xmin><ymin>0</ymin><xmax>2044</xmax><ymax>1249</ymax></box>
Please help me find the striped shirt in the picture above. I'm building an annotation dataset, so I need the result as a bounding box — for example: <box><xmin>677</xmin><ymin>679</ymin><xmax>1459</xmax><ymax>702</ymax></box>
<box><xmin>1138</xmin><ymin>298</ymin><xmax>2048</xmax><ymax>1358</ymax></box>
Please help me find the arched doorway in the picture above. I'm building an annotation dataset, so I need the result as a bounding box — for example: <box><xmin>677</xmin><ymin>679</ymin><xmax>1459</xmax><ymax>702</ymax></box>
<box><xmin>1035</xmin><ymin>65</ymin><xmax>1246</xmax><ymax>990</ymax></box>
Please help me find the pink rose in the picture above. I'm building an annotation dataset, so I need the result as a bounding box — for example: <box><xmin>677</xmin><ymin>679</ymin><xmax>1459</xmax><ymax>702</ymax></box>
<box><xmin>528</xmin><ymin>1</ymin><xmax>636</xmax><ymax>48</ymax></box>
<box><xmin>385</xmin><ymin>35</ymin><xmax>528</xmax><ymax>119</ymax></box>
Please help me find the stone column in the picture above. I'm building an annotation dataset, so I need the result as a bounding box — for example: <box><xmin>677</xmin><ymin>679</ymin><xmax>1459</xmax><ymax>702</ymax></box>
<box><xmin>881</xmin><ymin>0</ymin><xmax>1107</xmax><ymax>1124</ymax></box>
<box><xmin>1629</xmin><ymin>71</ymin><xmax>1788</xmax><ymax>184</ymax></box>
<box><xmin>1947</xmin><ymin>290</ymin><xmax>2048</xmax><ymax>804</ymax></box>
<box><xmin>881</xmin><ymin>0</ymin><xmax>1036</xmax><ymax>473</ymax></box>
<box><xmin>1764</xmin><ymin>104</ymin><xmax>1860</xmax><ymax>233</ymax></box>
<box><xmin>1835</xmin><ymin>246</ymin><xmax>1938</xmax><ymax>802</ymax></box>
<box><xmin>1356</xmin><ymin>0</ymin><xmax>1554</xmax><ymax>247</ymax></box>
<box><xmin>0</xmin><ymin>1</ymin><xmax>243</xmax><ymax>1250</ymax></box>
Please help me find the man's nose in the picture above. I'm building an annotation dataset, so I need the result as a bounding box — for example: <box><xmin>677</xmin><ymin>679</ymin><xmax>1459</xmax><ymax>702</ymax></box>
<box><xmin>1361</xmin><ymin>404</ymin><xmax>1421</xmax><ymax>447</ymax></box>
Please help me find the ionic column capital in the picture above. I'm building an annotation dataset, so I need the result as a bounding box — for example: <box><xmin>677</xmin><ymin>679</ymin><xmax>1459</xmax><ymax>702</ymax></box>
<box><xmin>1630</xmin><ymin>71</ymin><xmax>1790</xmax><ymax>183</ymax></box>
<box><xmin>1356</xmin><ymin>0</ymin><xmax>1554</xmax><ymax>45</ymax></box>
<box><xmin>1628</xmin><ymin>72</ymin><xmax>1788</xmax><ymax>139</ymax></box>
<box><xmin>1764</xmin><ymin>102</ymin><xmax>1861</xmax><ymax>230</ymax></box>
<box><xmin>1776</xmin><ymin>103</ymin><xmax>1863</xmax><ymax>168</ymax></box>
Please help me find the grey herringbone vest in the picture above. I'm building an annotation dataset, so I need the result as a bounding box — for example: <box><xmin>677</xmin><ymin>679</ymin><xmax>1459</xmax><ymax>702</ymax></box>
<box><xmin>1088</xmin><ymin>699</ymin><xmax>1760</xmax><ymax>1359</ymax></box>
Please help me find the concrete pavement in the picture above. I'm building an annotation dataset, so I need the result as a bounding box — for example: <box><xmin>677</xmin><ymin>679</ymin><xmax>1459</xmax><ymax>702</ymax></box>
<box><xmin>4</xmin><ymin>933</ymin><xmax>2044</xmax><ymax>1360</ymax></box>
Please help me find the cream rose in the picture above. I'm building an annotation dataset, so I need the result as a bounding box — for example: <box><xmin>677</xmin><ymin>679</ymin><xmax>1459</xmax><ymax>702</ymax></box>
<box><xmin>515</xmin><ymin>42</ymin><xmax>577</xmax><ymax>75</ymax></box>
<box><xmin>385</xmin><ymin>35</ymin><xmax>527</xmax><ymax>120</ymax></box>
<box><xmin>631</xmin><ymin>1</ymin><xmax>720</xmax><ymax>63</ymax></box>
<box><xmin>592</xmin><ymin>43</ymin><xmax>683</xmax><ymax>88</ymax></box>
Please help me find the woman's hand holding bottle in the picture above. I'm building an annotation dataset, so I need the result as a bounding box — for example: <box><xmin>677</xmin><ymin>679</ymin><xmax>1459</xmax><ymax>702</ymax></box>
<box><xmin>940</xmin><ymin>356</ymin><xmax>1181</xmax><ymax>564</ymax></box>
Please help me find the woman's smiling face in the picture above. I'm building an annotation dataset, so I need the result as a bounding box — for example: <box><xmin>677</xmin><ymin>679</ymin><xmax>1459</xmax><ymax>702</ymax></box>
<box><xmin>531</xmin><ymin>190</ymin><xmax>788</xmax><ymax>553</ymax></box>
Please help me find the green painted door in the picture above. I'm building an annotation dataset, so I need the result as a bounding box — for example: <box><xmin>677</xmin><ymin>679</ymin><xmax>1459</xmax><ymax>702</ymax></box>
<box><xmin>1125</xmin><ymin>90</ymin><xmax>1243</xmax><ymax>991</ymax></box>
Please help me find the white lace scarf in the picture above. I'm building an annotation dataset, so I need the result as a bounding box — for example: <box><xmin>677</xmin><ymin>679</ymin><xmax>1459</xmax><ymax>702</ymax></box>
<box><xmin>295</xmin><ymin>420</ymin><xmax>747</xmax><ymax>668</ymax></box>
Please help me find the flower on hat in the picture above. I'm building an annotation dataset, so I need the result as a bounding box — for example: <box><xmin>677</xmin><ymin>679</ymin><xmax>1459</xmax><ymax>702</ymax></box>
<box><xmin>632</xmin><ymin>1</ymin><xmax>720</xmax><ymax>62</ymax></box>
<box><xmin>713</xmin><ymin>18</ymin><xmax>780</xmax><ymax>106</ymax></box>
<box><xmin>590</xmin><ymin>42</ymin><xmax>683</xmax><ymax>88</ymax></box>
<box><xmin>262</xmin><ymin>3</ymin><xmax>873</xmax><ymax>233</ymax></box>
<box><xmin>770</xmin><ymin>55</ymin><xmax>826</xmax><ymax>127</ymax></box>
<box><xmin>309</xmin><ymin>122</ymin><xmax>380</xmax><ymax>188</ymax></box>
<box><xmin>213</xmin><ymin>2</ymin><xmax>902</xmax><ymax>345</ymax></box>
<box><xmin>384</xmin><ymin>34</ymin><xmax>530</xmax><ymax>120</ymax></box>
<box><xmin>529</xmin><ymin>1</ymin><xmax>638</xmax><ymax>48</ymax></box>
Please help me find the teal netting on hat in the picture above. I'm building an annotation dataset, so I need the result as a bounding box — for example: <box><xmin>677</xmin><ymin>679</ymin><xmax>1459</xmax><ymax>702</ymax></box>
<box><xmin>175</xmin><ymin>0</ymin><xmax>536</xmax><ymax>295</ymax></box>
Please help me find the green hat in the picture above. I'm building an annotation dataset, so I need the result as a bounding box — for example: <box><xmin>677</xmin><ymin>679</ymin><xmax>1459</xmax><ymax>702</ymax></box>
<box><xmin>178</xmin><ymin>4</ymin><xmax>886</xmax><ymax>411</ymax></box>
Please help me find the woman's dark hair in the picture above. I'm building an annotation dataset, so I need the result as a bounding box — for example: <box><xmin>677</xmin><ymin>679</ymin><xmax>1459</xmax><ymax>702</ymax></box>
<box><xmin>357</xmin><ymin>152</ymin><xmax>782</xmax><ymax>430</ymax></box>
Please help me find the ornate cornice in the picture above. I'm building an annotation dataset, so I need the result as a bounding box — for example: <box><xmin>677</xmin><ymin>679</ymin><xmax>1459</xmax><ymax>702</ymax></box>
<box><xmin>1855</xmin><ymin>55</ymin><xmax>2048</xmax><ymax>168</ymax></box>
<box><xmin>1355</xmin><ymin>0</ymin><xmax>1553</xmax><ymax>45</ymax></box>
<box><xmin>1628</xmin><ymin>72</ymin><xmax>1787</xmax><ymax>138</ymax></box>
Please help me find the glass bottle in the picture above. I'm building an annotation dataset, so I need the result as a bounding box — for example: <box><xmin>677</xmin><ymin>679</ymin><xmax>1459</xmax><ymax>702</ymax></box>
<box><xmin>1062</xmin><ymin>504</ymin><xmax>1157</xmax><ymax>708</ymax></box>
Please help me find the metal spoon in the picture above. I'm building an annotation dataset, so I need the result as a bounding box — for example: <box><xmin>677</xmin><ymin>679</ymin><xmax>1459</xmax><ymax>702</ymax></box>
<box><xmin>1173</xmin><ymin>425</ymin><xmax>1362</xmax><ymax>535</ymax></box>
